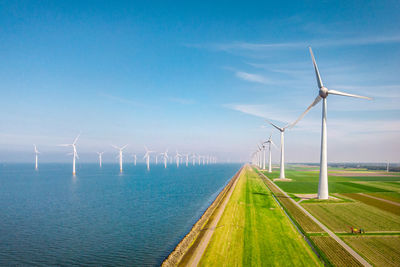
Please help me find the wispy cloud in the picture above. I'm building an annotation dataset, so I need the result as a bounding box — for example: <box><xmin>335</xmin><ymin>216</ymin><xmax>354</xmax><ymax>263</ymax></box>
<box><xmin>235</xmin><ymin>71</ymin><xmax>270</xmax><ymax>84</ymax></box>
<box><xmin>188</xmin><ymin>35</ymin><xmax>400</xmax><ymax>52</ymax></box>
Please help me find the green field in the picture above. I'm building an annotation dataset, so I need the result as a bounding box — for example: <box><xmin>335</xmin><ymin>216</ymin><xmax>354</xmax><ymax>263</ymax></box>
<box><xmin>342</xmin><ymin>235</ymin><xmax>400</xmax><ymax>267</ymax></box>
<box><xmin>366</xmin><ymin>192</ymin><xmax>400</xmax><ymax>203</ymax></box>
<box><xmin>310</xmin><ymin>236</ymin><xmax>362</xmax><ymax>266</ymax></box>
<box><xmin>342</xmin><ymin>193</ymin><xmax>400</xmax><ymax>216</ymax></box>
<box><xmin>302</xmin><ymin>202</ymin><xmax>400</xmax><ymax>232</ymax></box>
<box><xmin>199</xmin><ymin>167</ymin><xmax>321</xmax><ymax>266</ymax></box>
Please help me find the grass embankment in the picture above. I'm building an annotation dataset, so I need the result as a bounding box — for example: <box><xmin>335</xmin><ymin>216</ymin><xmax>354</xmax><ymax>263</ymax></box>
<box><xmin>199</xmin><ymin>166</ymin><xmax>321</xmax><ymax>266</ymax></box>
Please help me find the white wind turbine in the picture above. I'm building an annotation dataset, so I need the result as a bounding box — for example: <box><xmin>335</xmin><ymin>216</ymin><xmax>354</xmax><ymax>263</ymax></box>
<box><xmin>113</xmin><ymin>145</ymin><xmax>127</xmax><ymax>173</ymax></box>
<box><xmin>175</xmin><ymin>150</ymin><xmax>182</xmax><ymax>168</ymax></box>
<box><xmin>266</xmin><ymin>120</ymin><xmax>291</xmax><ymax>179</ymax></box>
<box><xmin>97</xmin><ymin>152</ymin><xmax>104</xmax><ymax>167</ymax></box>
<box><xmin>33</xmin><ymin>144</ymin><xmax>40</xmax><ymax>170</ymax></box>
<box><xmin>191</xmin><ymin>153</ymin><xmax>196</xmax><ymax>166</ymax></box>
<box><xmin>59</xmin><ymin>134</ymin><xmax>80</xmax><ymax>175</ymax></box>
<box><xmin>144</xmin><ymin>146</ymin><xmax>154</xmax><ymax>171</ymax></box>
<box><xmin>263</xmin><ymin>134</ymin><xmax>277</xmax><ymax>173</ymax></box>
<box><xmin>183</xmin><ymin>153</ymin><xmax>189</xmax><ymax>167</ymax></box>
<box><xmin>291</xmin><ymin>47</ymin><xmax>372</xmax><ymax>199</ymax></box>
<box><xmin>133</xmin><ymin>154</ymin><xmax>137</xmax><ymax>166</ymax></box>
<box><xmin>160</xmin><ymin>149</ymin><xmax>168</xmax><ymax>168</ymax></box>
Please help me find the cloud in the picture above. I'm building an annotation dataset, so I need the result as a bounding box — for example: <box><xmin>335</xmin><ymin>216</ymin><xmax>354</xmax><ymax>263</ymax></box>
<box><xmin>235</xmin><ymin>71</ymin><xmax>270</xmax><ymax>84</ymax></box>
<box><xmin>188</xmin><ymin>35</ymin><xmax>400</xmax><ymax>53</ymax></box>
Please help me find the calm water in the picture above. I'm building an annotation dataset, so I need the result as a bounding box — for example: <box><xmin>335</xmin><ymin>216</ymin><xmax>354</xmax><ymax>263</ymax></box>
<box><xmin>0</xmin><ymin>163</ymin><xmax>241</xmax><ymax>266</ymax></box>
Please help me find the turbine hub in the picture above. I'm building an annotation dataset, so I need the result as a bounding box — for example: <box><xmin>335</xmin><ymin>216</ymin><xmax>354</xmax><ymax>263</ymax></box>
<box><xmin>319</xmin><ymin>87</ymin><xmax>328</xmax><ymax>98</ymax></box>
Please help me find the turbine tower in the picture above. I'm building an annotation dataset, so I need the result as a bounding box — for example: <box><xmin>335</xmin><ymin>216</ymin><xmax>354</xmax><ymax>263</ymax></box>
<box><xmin>144</xmin><ymin>146</ymin><xmax>154</xmax><ymax>171</ymax></box>
<box><xmin>291</xmin><ymin>47</ymin><xmax>372</xmax><ymax>199</ymax></box>
<box><xmin>97</xmin><ymin>152</ymin><xmax>104</xmax><ymax>167</ymax></box>
<box><xmin>33</xmin><ymin>144</ymin><xmax>40</xmax><ymax>170</ymax></box>
<box><xmin>175</xmin><ymin>150</ymin><xmax>182</xmax><ymax>168</ymax></box>
<box><xmin>133</xmin><ymin>154</ymin><xmax>137</xmax><ymax>166</ymax></box>
<box><xmin>266</xmin><ymin>120</ymin><xmax>291</xmax><ymax>179</ymax></box>
<box><xmin>184</xmin><ymin>154</ymin><xmax>189</xmax><ymax>167</ymax></box>
<box><xmin>191</xmin><ymin>153</ymin><xmax>196</xmax><ymax>166</ymax></box>
<box><xmin>59</xmin><ymin>134</ymin><xmax>80</xmax><ymax>175</ymax></box>
<box><xmin>160</xmin><ymin>149</ymin><xmax>168</xmax><ymax>168</ymax></box>
<box><xmin>264</xmin><ymin>134</ymin><xmax>276</xmax><ymax>173</ymax></box>
<box><xmin>113</xmin><ymin>145</ymin><xmax>127</xmax><ymax>173</ymax></box>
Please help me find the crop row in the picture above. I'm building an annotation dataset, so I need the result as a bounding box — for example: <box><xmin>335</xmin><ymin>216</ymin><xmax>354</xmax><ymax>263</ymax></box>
<box><xmin>310</xmin><ymin>236</ymin><xmax>363</xmax><ymax>267</ymax></box>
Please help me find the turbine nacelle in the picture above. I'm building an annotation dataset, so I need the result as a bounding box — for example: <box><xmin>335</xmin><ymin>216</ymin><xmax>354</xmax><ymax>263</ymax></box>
<box><xmin>319</xmin><ymin>87</ymin><xmax>329</xmax><ymax>98</ymax></box>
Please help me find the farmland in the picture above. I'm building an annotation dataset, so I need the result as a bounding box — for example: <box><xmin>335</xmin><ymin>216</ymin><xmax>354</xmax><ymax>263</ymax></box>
<box><xmin>302</xmin><ymin>202</ymin><xmax>400</xmax><ymax>232</ymax></box>
<box><xmin>342</xmin><ymin>235</ymin><xmax>400</xmax><ymax>267</ymax></box>
<box><xmin>342</xmin><ymin>193</ymin><xmax>400</xmax><ymax>215</ymax></box>
<box><xmin>199</xmin><ymin>166</ymin><xmax>321</xmax><ymax>266</ymax></box>
<box><xmin>310</xmin><ymin>236</ymin><xmax>362</xmax><ymax>266</ymax></box>
<box><xmin>260</xmin><ymin>166</ymin><xmax>400</xmax><ymax>266</ymax></box>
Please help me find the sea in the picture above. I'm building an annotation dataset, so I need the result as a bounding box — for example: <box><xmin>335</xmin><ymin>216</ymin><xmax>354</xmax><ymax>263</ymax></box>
<box><xmin>0</xmin><ymin>162</ymin><xmax>241</xmax><ymax>266</ymax></box>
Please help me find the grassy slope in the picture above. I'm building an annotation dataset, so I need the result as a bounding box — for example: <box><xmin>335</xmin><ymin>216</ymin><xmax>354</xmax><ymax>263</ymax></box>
<box><xmin>342</xmin><ymin>235</ymin><xmax>400</xmax><ymax>267</ymax></box>
<box><xmin>199</xmin><ymin>167</ymin><xmax>320</xmax><ymax>266</ymax></box>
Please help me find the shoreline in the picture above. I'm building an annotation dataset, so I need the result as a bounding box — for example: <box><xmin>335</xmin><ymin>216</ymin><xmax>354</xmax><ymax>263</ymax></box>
<box><xmin>162</xmin><ymin>165</ymin><xmax>244</xmax><ymax>266</ymax></box>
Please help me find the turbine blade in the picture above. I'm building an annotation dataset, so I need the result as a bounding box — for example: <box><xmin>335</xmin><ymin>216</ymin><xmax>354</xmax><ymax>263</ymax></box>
<box><xmin>121</xmin><ymin>144</ymin><xmax>128</xmax><ymax>150</ymax></box>
<box><xmin>265</xmin><ymin>119</ymin><xmax>282</xmax><ymax>131</ymax></box>
<box><xmin>58</xmin><ymin>144</ymin><xmax>71</xmax><ymax>147</ymax></box>
<box><xmin>289</xmin><ymin>95</ymin><xmax>322</xmax><ymax>129</ymax></box>
<box><xmin>112</xmin><ymin>145</ymin><xmax>120</xmax><ymax>150</ymax></box>
<box><xmin>73</xmin><ymin>134</ymin><xmax>80</xmax><ymax>145</ymax></box>
<box><xmin>309</xmin><ymin>47</ymin><xmax>324</xmax><ymax>89</ymax></box>
<box><xmin>328</xmin><ymin>89</ymin><xmax>372</xmax><ymax>100</ymax></box>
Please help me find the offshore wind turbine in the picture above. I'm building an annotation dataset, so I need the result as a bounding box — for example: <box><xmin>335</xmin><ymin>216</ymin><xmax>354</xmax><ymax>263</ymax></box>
<box><xmin>291</xmin><ymin>47</ymin><xmax>372</xmax><ymax>199</ymax></box>
<box><xmin>33</xmin><ymin>144</ymin><xmax>39</xmax><ymax>170</ymax></box>
<box><xmin>183</xmin><ymin>153</ymin><xmax>189</xmax><ymax>167</ymax></box>
<box><xmin>191</xmin><ymin>153</ymin><xmax>196</xmax><ymax>166</ymax></box>
<box><xmin>59</xmin><ymin>134</ymin><xmax>80</xmax><ymax>175</ymax></box>
<box><xmin>160</xmin><ymin>149</ymin><xmax>168</xmax><ymax>168</ymax></box>
<box><xmin>266</xmin><ymin>120</ymin><xmax>291</xmax><ymax>179</ymax></box>
<box><xmin>175</xmin><ymin>150</ymin><xmax>182</xmax><ymax>168</ymax></box>
<box><xmin>133</xmin><ymin>154</ymin><xmax>137</xmax><ymax>166</ymax></box>
<box><xmin>113</xmin><ymin>145</ymin><xmax>127</xmax><ymax>173</ymax></box>
<box><xmin>97</xmin><ymin>152</ymin><xmax>104</xmax><ymax>167</ymax></box>
<box><xmin>144</xmin><ymin>146</ymin><xmax>154</xmax><ymax>171</ymax></box>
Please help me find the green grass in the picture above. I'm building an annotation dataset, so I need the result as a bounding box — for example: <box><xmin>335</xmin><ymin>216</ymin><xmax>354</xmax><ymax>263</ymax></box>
<box><xmin>342</xmin><ymin>235</ymin><xmax>400</xmax><ymax>267</ymax></box>
<box><xmin>302</xmin><ymin>202</ymin><xmax>400</xmax><ymax>232</ymax></box>
<box><xmin>199</xmin><ymin>167</ymin><xmax>321</xmax><ymax>266</ymax></box>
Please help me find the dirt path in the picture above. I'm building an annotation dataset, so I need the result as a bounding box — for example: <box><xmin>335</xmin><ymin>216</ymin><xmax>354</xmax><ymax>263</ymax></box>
<box><xmin>257</xmin><ymin>171</ymin><xmax>372</xmax><ymax>267</ymax></box>
<box><xmin>187</xmin><ymin>166</ymin><xmax>243</xmax><ymax>267</ymax></box>
<box><xmin>358</xmin><ymin>193</ymin><xmax>400</xmax><ymax>207</ymax></box>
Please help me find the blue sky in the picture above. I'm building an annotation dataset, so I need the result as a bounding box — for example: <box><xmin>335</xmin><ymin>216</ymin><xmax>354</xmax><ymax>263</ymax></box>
<box><xmin>0</xmin><ymin>0</ymin><xmax>399</xmax><ymax>163</ymax></box>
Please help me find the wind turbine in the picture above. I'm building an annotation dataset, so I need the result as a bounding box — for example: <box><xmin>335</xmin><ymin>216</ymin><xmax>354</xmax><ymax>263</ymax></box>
<box><xmin>291</xmin><ymin>47</ymin><xmax>372</xmax><ymax>199</ymax></box>
<box><xmin>144</xmin><ymin>146</ymin><xmax>154</xmax><ymax>171</ymax></box>
<box><xmin>113</xmin><ymin>145</ymin><xmax>127</xmax><ymax>173</ymax></box>
<box><xmin>191</xmin><ymin>153</ymin><xmax>196</xmax><ymax>166</ymax></box>
<box><xmin>160</xmin><ymin>149</ymin><xmax>168</xmax><ymax>168</ymax></box>
<box><xmin>59</xmin><ymin>134</ymin><xmax>80</xmax><ymax>175</ymax></box>
<box><xmin>33</xmin><ymin>144</ymin><xmax>40</xmax><ymax>170</ymax></box>
<box><xmin>175</xmin><ymin>150</ymin><xmax>182</xmax><ymax>168</ymax></box>
<box><xmin>266</xmin><ymin>120</ymin><xmax>291</xmax><ymax>179</ymax></box>
<box><xmin>263</xmin><ymin>134</ymin><xmax>277</xmax><ymax>173</ymax></box>
<box><xmin>97</xmin><ymin>152</ymin><xmax>104</xmax><ymax>167</ymax></box>
<box><xmin>133</xmin><ymin>154</ymin><xmax>137</xmax><ymax>166</ymax></box>
<box><xmin>183</xmin><ymin>153</ymin><xmax>189</xmax><ymax>167</ymax></box>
